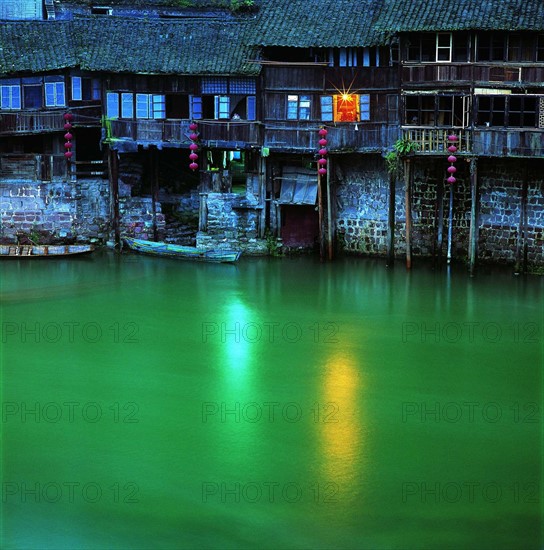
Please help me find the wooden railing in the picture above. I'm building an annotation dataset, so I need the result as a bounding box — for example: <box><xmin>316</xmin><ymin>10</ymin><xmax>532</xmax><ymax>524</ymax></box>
<box><xmin>109</xmin><ymin>119</ymin><xmax>261</xmax><ymax>146</ymax></box>
<box><xmin>402</xmin><ymin>63</ymin><xmax>544</xmax><ymax>85</ymax></box>
<box><xmin>0</xmin><ymin>154</ymin><xmax>67</xmax><ymax>180</ymax></box>
<box><xmin>401</xmin><ymin>127</ymin><xmax>544</xmax><ymax>157</ymax></box>
<box><xmin>264</xmin><ymin>121</ymin><xmax>400</xmax><ymax>152</ymax></box>
<box><xmin>0</xmin><ymin>106</ymin><xmax>102</xmax><ymax>135</ymax></box>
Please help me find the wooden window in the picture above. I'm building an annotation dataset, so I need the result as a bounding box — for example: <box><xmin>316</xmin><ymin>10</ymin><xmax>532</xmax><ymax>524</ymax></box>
<box><xmin>202</xmin><ymin>77</ymin><xmax>228</xmax><ymax>94</ymax></box>
<box><xmin>477</xmin><ymin>33</ymin><xmax>505</xmax><ymax>61</ymax></box>
<box><xmin>190</xmin><ymin>96</ymin><xmax>202</xmax><ymax>119</ymax></box>
<box><xmin>1</xmin><ymin>84</ymin><xmax>21</xmax><ymax>109</ymax></box>
<box><xmin>121</xmin><ymin>93</ymin><xmax>133</xmax><ymax>118</ymax></box>
<box><xmin>230</xmin><ymin>78</ymin><xmax>256</xmax><ymax>94</ymax></box>
<box><xmin>321</xmin><ymin>96</ymin><xmax>333</xmax><ymax>121</ymax></box>
<box><xmin>508</xmin><ymin>96</ymin><xmax>537</xmax><ymax>127</ymax></box>
<box><xmin>537</xmin><ymin>34</ymin><xmax>544</xmax><ymax>62</ymax></box>
<box><xmin>287</xmin><ymin>95</ymin><xmax>310</xmax><ymax>120</ymax></box>
<box><xmin>72</xmin><ymin>77</ymin><xmax>101</xmax><ymax>101</ymax></box>
<box><xmin>405</xmin><ymin>95</ymin><xmax>434</xmax><ymax>125</ymax></box>
<box><xmin>387</xmin><ymin>95</ymin><xmax>398</xmax><ymax>123</ymax></box>
<box><xmin>477</xmin><ymin>96</ymin><xmax>505</xmax><ymax>126</ymax></box>
<box><xmin>214</xmin><ymin>96</ymin><xmax>230</xmax><ymax>119</ymax></box>
<box><xmin>436</xmin><ymin>33</ymin><xmax>452</xmax><ymax>62</ymax></box>
<box><xmin>246</xmin><ymin>96</ymin><xmax>256</xmax><ymax>120</ymax></box>
<box><xmin>106</xmin><ymin>92</ymin><xmax>119</xmax><ymax>118</ymax></box>
<box><xmin>23</xmin><ymin>84</ymin><xmax>42</xmax><ymax>109</ymax></box>
<box><xmin>334</xmin><ymin>94</ymin><xmax>359</xmax><ymax>122</ymax></box>
<box><xmin>44</xmin><ymin>82</ymin><xmax>65</xmax><ymax>107</ymax></box>
<box><xmin>360</xmin><ymin>94</ymin><xmax>370</xmax><ymax>121</ymax></box>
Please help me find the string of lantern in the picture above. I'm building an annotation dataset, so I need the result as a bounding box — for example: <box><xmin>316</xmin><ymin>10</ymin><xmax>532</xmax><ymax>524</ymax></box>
<box><xmin>446</xmin><ymin>134</ymin><xmax>458</xmax><ymax>184</ymax></box>
<box><xmin>188</xmin><ymin>122</ymin><xmax>199</xmax><ymax>171</ymax></box>
<box><xmin>64</xmin><ymin>112</ymin><xmax>73</xmax><ymax>161</ymax></box>
<box><xmin>317</xmin><ymin>127</ymin><xmax>328</xmax><ymax>176</ymax></box>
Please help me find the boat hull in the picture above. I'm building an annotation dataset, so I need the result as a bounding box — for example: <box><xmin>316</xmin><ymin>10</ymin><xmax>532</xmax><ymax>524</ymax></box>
<box><xmin>124</xmin><ymin>238</ymin><xmax>241</xmax><ymax>263</ymax></box>
<box><xmin>0</xmin><ymin>244</ymin><xmax>94</xmax><ymax>258</ymax></box>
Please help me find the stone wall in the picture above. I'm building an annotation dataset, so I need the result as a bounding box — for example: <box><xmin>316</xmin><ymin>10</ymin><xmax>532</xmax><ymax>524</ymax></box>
<box><xmin>333</xmin><ymin>155</ymin><xmax>544</xmax><ymax>269</ymax></box>
<box><xmin>196</xmin><ymin>192</ymin><xmax>268</xmax><ymax>255</ymax></box>
<box><xmin>0</xmin><ymin>179</ymin><xmax>110</xmax><ymax>243</ymax></box>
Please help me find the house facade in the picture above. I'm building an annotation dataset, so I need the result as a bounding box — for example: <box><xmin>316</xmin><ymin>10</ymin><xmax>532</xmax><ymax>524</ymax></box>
<box><xmin>0</xmin><ymin>0</ymin><xmax>542</xmax><ymax>271</ymax></box>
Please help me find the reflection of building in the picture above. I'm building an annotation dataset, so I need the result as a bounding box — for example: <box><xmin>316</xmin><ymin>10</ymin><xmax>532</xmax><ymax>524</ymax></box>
<box><xmin>0</xmin><ymin>0</ymin><xmax>542</xmax><ymax>270</ymax></box>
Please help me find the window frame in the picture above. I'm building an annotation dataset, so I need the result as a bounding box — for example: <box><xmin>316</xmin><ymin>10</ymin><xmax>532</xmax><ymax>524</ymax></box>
<box><xmin>44</xmin><ymin>82</ymin><xmax>65</xmax><ymax>107</ymax></box>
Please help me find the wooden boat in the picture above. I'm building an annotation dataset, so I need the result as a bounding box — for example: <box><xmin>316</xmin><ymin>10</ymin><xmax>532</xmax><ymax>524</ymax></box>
<box><xmin>0</xmin><ymin>244</ymin><xmax>94</xmax><ymax>258</ymax></box>
<box><xmin>124</xmin><ymin>237</ymin><xmax>242</xmax><ymax>263</ymax></box>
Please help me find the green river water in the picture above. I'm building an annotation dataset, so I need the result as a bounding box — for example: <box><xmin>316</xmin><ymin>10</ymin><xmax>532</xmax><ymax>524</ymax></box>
<box><xmin>1</xmin><ymin>251</ymin><xmax>542</xmax><ymax>549</ymax></box>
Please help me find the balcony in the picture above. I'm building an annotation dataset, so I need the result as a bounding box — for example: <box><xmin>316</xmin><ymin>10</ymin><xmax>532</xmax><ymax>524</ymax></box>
<box><xmin>402</xmin><ymin>63</ymin><xmax>544</xmax><ymax>86</ymax></box>
<box><xmin>264</xmin><ymin>121</ymin><xmax>400</xmax><ymax>152</ymax></box>
<box><xmin>0</xmin><ymin>106</ymin><xmax>102</xmax><ymax>135</ymax></box>
<box><xmin>401</xmin><ymin>127</ymin><xmax>544</xmax><ymax>157</ymax></box>
<box><xmin>108</xmin><ymin>119</ymin><xmax>261</xmax><ymax>148</ymax></box>
<box><xmin>0</xmin><ymin>154</ymin><xmax>67</xmax><ymax>181</ymax></box>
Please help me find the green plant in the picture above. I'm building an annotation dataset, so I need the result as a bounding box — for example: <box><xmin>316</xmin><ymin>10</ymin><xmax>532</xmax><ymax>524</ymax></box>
<box><xmin>264</xmin><ymin>229</ymin><xmax>282</xmax><ymax>257</ymax></box>
<box><xmin>385</xmin><ymin>138</ymin><xmax>419</xmax><ymax>178</ymax></box>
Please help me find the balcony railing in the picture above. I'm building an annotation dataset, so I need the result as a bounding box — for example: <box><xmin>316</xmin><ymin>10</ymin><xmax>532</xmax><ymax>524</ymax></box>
<box><xmin>0</xmin><ymin>106</ymin><xmax>102</xmax><ymax>135</ymax></box>
<box><xmin>402</xmin><ymin>63</ymin><xmax>544</xmax><ymax>85</ymax></box>
<box><xmin>401</xmin><ymin>127</ymin><xmax>544</xmax><ymax>157</ymax></box>
<box><xmin>264</xmin><ymin>121</ymin><xmax>400</xmax><ymax>152</ymax></box>
<box><xmin>108</xmin><ymin>119</ymin><xmax>261</xmax><ymax>146</ymax></box>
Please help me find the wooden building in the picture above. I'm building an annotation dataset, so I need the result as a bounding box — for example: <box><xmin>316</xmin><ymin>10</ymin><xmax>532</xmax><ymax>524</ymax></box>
<box><xmin>0</xmin><ymin>0</ymin><xmax>542</xmax><ymax>269</ymax></box>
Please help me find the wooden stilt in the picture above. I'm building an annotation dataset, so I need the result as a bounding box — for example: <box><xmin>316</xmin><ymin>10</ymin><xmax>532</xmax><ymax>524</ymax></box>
<box><xmin>150</xmin><ymin>147</ymin><xmax>159</xmax><ymax>241</ymax></box>
<box><xmin>468</xmin><ymin>158</ymin><xmax>479</xmax><ymax>277</ymax></box>
<box><xmin>326</xmin><ymin>159</ymin><xmax>333</xmax><ymax>261</ymax></box>
<box><xmin>446</xmin><ymin>183</ymin><xmax>454</xmax><ymax>264</ymax></box>
<box><xmin>108</xmin><ymin>147</ymin><xmax>120</xmax><ymax>249</ymax></box>
<box><xmin>317</xmin><ymin>171</ymin><xmax>325</xmax><ymax>261</ymax></box>
<box><xmin>386</xmin><ymin>172</ymin><xmax>395</xmax><ymax>267</ymax></box>
<box><xmin>404</xmin><ymin>158</ymin><xmax>412</xmax><ymax>270</ymax></box>
<box><xmin>435</xmin><ymin>175</ymin><xmax>444</xmax><ymax>266</ymax></box>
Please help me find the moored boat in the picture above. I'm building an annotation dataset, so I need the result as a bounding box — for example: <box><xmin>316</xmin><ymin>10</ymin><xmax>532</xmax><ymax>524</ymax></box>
<box><xmin>0</xmin><ymin>244</ymin><xmax>94</xmax><ymax>258</ymax></box>
<box><xmin>123</xmin><ymin>237</ymin><xmax>242</xmax><ymax>263</ymax></box>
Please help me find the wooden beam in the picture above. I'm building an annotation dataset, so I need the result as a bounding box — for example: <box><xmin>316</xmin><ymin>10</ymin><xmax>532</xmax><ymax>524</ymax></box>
<box><xmin>326</xmin><ymin>159</ymin><xmax>333</xmax><ymax>261</ymax></box>
<box><xmin>434</xmin><ymin>171</ymin><xmax>444</xmax><ymax>267</ymax></box>
<box><xmin>468</xmin><ymin>158</ymin><xmax>479</xmax><ymax>277</ymax></box>
<box><xmin>404</xmin><ymin>158</ymin><xmax>412</xmax><ymax>269</ymax></box>
<box><xmin>446</xmin><ymin>183</ymin><xmax>454</xmax><ymax>265</ymax></box>
<box><xmin>150</xmin><ymin>147</ymin><xmax>159</xmax><ymax>242</ymax></box>
<box><xmin>387</xmin><ymin>171</ymin><xmax>395</xmax><ymax>267</ymax></box>
<box><xmin>108</xmin><ymin>147</ymin><xmax>120</xmax><ymax>249</ymax></box>
<box><xmin>317</xmin><ymin>171</ymin><xmax>325</xmax><ymax>261</ymax></box>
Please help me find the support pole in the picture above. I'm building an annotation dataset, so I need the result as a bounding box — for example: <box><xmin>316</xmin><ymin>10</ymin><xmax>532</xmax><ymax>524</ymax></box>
<box><xmin>404</xmin><ymin>158</ymin><xmax>412</xmax><ymax>269</ymax></box>
<box><xmin>317</xmin><ymin>171</ymin><xmax>325</xmax><ymax>261</ymax></box>
<box><xmin>468</xmin><ymin>158</ymin><xmax>479</xmax><ymax>277</ymax></box>
<box><xmin>326</xmin><ymin>159</ymin><xmax>333</xmax><ymax>261</ymax></box>
<box><xmin>151</xmin><ymin>147</ymin><xmax>159</xmax><ymax>241</ymax></box>
<box><xmin>108</xmin><ymin>147</ymin><xmax>120</xmax><ymax>249</ymax></box>
<box><xmin>387</xmin><ymin>171</ymin><xmax>395</xmax><ymax>267</ymax></box>
<box><xmin>446</xmin><ymin>183</ymin><xmax>454</xmax><ymax>264</ymax></box>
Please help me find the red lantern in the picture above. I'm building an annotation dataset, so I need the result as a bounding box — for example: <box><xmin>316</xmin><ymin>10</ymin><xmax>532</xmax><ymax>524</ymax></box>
<box><xmin>63</xmin><ymin>112</ymin><xmax>73</xmax><ymax>121</ymax></box>
<box><xmin>319</xmin><ymin>148</ymin><xmax>327</xmax><ymax>156</ymax></box>
<box><xmin>448</xmin><ymin>134</ymin><xmax>458</xmax><ymax>142</ymax></box>
<box><xmin>318</xmin><ymin>128</ymin><xmax>328</xmax><ymax>136</ymax></box>
<box><xmin>447</xmin><ymin>155</ymin><xmax>457</xmax><ymax>163</ymax></box>
<box><xmin>64</xmin><ymin>151</ymin><xmax>73</xmax><ymax>159</ymax></box>
<box><xmin>64</xmin><ymin>132</ymin><xmax>73</xmax><ymax>141</ymax></box>
<box><xmin>318</xmin><ymin>158</ymin><xmax>327</xmax><ymax>165</ymax></box>
<box><xmin>189</xmin><ymin>162</ymin><xmax>198</xmax><ymax>171</ymax></box>
<box><xmin>318</xmin><ymin>168</ymin><xmax>327</xmax><ymax>175</ymax></box>
<box><xmin>447</xmin><ymin>166</ymin><xmax>457</xmax><ymax>174</ymax></box>
<box><xmin>189</xmin><ymin>133</ymin><xmax>198</xmax><ymax>141</ymax></box>
<box><xmin>189</xmin><ymin>143</ymin><xmax>198</xmax><ymax>151</ymax></box>
<box><xmin>447</xmin><ymin>176</ymin><xmax>456</xmax><ymax>184</ymax></box>
<box><xmin>318</xmin><ymin>138</ymin><xmax>327</xmax><ymax>147</ymax></box>
<box><xmin>189</xmin><ymin>122</ymin><xmax>198</xmax><ymax>131</ymax></box>
<box><xmin>447</xmin><ymin>145</ymin><xmax>457</xmax><ymax>153</ymax></box>
<box><xmin>189</xmin><ymin>153</ymin><xmax>198</xmax><ymax>161</ymax></box>
<box><xmin>64</xmin><ymin>123</ymin><xmax>72</xmax><ymax>131</ymax></box>
<box><xmin>64</xmin><ymin>141</ymin><xmax>73</xmax><ymax>149</ymax></box>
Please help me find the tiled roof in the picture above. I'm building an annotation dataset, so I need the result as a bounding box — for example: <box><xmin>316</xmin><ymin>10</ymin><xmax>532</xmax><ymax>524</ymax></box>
<box><xmin>374</xmin><ymin>0</ymin><xmax>544</xmax><ymax>33</ymax></box>
<box><xmin>250</xmin><ymin>0</ymin><xmax>384</xmax><ymax>47</ymax></box>
<box><xmin>0</xmin><ymin>22</ymin><xmax>76</xmax><ymax>76</ymax></box>
<box><xmin>73</xmin><ymin>17</ymin><xmax>260</xmax><ymax>75</ymax></box>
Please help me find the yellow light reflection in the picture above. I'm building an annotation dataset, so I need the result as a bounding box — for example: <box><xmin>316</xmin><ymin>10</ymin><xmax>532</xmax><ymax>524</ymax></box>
<box><xmin>320</xmin><ymin>351</ymin><xmax>363</xmax><ymax>488</ymax></box>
